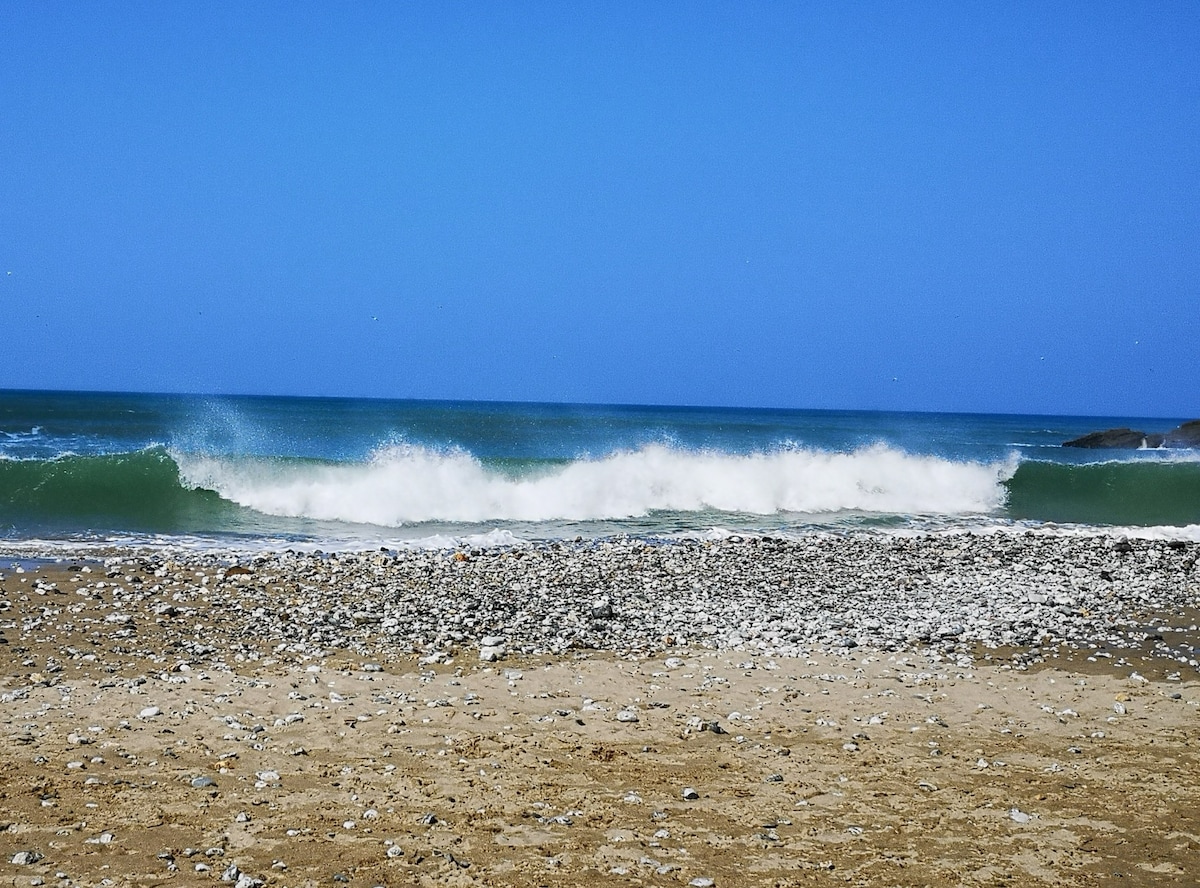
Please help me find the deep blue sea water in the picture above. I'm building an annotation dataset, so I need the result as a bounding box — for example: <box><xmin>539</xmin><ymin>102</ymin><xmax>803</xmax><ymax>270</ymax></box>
<box><xmin>1</xmin><ymin>389</ymin><xmax>1197</xmax><ymax>551</ymax></box>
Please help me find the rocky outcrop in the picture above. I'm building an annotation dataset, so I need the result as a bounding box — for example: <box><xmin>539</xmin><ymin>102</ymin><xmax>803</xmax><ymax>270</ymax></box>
<box><xmin>1064</xmin><ymin>420</ymin><xmax>1199</xmax><ymax>449</ymax></box>
<box><xmin>1164</xmin><ymin>419</ymin><xmax>1200</xmax><ymax>448</ymax></box>
<box><xmin>1063</xmin><ymin>428</ymin><xmax>1159</xmax><ymax>448</ymax></box>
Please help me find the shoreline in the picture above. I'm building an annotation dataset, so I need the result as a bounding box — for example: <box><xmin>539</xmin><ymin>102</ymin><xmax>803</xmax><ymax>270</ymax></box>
<box><xmin>2</xmin><ymin>533</ymin><xmax>1198</xmax><ymax>886</ymax></box>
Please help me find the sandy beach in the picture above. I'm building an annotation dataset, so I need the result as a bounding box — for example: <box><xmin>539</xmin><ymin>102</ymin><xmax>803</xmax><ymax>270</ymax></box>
<box><xmin>2</xmin><ymin>534</ymin><xmax>1198</xmax><ymax>887</ymax></box>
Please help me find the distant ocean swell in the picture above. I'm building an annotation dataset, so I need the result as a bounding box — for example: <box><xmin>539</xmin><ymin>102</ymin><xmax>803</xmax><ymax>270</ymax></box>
<box><xmin>1</xmin><ymin>443</ymin><xmax>1198</xmax><ymax>535</ymax></box>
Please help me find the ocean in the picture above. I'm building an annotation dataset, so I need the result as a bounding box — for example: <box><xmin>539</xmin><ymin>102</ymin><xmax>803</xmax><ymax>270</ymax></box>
<box><xmin>1</xmin><ymin>389</ymin><xmax>1197</xmax><ymax>553</ymax></box>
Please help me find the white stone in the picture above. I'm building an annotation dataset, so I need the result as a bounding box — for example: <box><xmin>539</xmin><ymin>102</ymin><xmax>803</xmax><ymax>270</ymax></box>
<box><xmin>479</xmin><ymin>645</ymin><xmax>505</xmax><ymax>662</ymax></box>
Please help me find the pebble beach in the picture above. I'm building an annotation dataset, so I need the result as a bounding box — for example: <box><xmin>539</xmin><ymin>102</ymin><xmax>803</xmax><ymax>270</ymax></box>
<box><xmin>2</xmin><ymin>531</ymin><xmax>1198</xmax><ymax>886</ymax></box>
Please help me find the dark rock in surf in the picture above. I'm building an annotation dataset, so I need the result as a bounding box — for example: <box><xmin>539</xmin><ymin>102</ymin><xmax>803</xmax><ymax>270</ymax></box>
<box><xmin>1164</xmin><ymin>419</ymin><xmax>1200</xmax><ymax>448</ymax></box>
<box><xmin>1063</xmin><ymin>419</ymin><xmax>1200</xmax><ymax>449</ymax></box>
<box><xmin>1062</xmin><ymin>428</ymin><xmax>1154</xmax><ymax>449</ymax></box>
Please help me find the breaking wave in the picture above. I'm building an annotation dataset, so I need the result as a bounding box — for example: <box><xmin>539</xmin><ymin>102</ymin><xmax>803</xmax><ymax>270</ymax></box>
<box><xmin>177</xmin><ymin>442</ymin><xmax>1009</xmax><ymax>525</ymax></box>
<box><xmin>0</xmin><ymin>443</ymin><xmax>1010</xmax><ymax>534</ymax></box>
<box><xmin>6</xmin><ymin>443</ymin><xmax>1198</xmax><ymax>536</ymax></box>
<box><xmin>1004</xmin><ymin>458</ymin><xmax>1200</xmax><ymax>526</ymax></box>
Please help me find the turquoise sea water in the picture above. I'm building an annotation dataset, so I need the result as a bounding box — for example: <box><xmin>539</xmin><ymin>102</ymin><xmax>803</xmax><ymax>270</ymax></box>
<box><xmin>1</xmin><ymin>389</ymin><xmax>1197</xmax><ymax>549</ymax></box>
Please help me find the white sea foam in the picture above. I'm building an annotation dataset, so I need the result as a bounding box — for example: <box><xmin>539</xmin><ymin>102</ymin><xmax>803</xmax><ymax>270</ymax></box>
<box><xmin>2</xmin><ymin>426</ymin><xmax>42</xmax><ymax>439</ymax></box>
<box><xmin>175</xmin><ymin>443</ymin><xmax>1015</xmax><ymax>526</ymax></box>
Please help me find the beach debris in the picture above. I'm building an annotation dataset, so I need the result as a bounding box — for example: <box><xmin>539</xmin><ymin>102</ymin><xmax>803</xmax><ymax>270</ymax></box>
<box><xmin>681</xmin><ymin>787</ymin><xmax>700</xmax><ymax>800</ymax></box>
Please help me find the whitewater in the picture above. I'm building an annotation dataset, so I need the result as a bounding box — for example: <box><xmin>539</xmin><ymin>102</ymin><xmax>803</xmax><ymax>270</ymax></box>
<box><xmin>175</xmin><ymin>442</ymin><xmax>1013</xmax><ymax>526</ymax></box>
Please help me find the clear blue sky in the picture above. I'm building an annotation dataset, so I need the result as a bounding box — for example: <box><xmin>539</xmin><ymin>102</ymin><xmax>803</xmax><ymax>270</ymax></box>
<box><xmin>2</xmin><ymin>3</ymin><xmax>1197</xmax><ymax>417</ymax></box>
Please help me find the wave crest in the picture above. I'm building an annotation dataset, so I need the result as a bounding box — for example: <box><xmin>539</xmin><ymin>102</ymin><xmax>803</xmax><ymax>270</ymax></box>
<box><xmin>176</xmin><ymin>443</ymin><xmax>1012</xmax><ymax>526</ymax></box>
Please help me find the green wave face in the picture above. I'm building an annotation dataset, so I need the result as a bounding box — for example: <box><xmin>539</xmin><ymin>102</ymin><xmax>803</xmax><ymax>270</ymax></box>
<box><xmin>0</xmin><ymin>447</ymin><xmax>240</xmax><ymax>534</ymax></box>
<box><xmin>4</xmin><ymin>444</ymin><xmax>1200</xmax><ymax>538</ymax></box>
<box><xmin>1004</xmin><ymin>460</ymin><xmax>1200</xmax><ymax>526</ymax></box>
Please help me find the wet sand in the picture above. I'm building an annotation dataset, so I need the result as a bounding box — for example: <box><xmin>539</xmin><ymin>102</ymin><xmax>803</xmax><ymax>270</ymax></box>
<box><xmin>1</xmin><ymin>543</ymin><xmax>1198</xmax><ymax>887</ymax></box>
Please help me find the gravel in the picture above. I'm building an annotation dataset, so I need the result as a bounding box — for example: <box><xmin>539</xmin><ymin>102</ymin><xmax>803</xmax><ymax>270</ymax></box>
<box><xmin>5</xmin><ymin>532</ymin><xmax>1198</xmax><ymax>669</ymax></box>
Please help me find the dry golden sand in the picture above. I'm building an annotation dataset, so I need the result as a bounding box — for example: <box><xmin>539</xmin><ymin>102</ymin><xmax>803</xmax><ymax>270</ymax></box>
<box><xmin>1</xmin><ymin>566</ymin><xmax>1198</xmax><ymax>888</ymax></box>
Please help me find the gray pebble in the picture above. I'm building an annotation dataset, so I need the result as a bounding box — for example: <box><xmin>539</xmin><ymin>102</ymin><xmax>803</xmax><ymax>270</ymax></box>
<box><xmin>19</xmin><ymin>534</ymin><xmax>1199</xmax><ymax>677</ymax></box>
